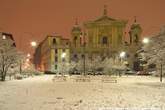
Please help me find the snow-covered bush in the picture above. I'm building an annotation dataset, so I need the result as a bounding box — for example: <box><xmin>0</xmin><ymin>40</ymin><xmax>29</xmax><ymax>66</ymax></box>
<box><xmin>142</xmin><ymin>26</ymin><xmax>165</xmax><ymax>76</ymax></box>
<box><xmin>67</xmin><ymin>56</ymin><xmax>126</xmax><ymax>75</ymax></box>
<box><xmin>102</xmin><ymin>57</ymin><xmax>126</xmax><ymax>75</ymax></box>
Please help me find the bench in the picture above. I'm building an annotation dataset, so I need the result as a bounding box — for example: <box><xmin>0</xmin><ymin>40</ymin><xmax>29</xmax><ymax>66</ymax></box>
<box><xmin>52</xmin><ymin>75</ymin><xmax>67</xmax><ymax>82</ymax></box>
<box><xmin>101</xmin><ymin>76</ymin><xmax>117</xmax><ymax>83</ymax></box>
<box><xmin>75</xmin><ymin>76</ymin><xmax>91</xmax><ymax>82</ymax></box>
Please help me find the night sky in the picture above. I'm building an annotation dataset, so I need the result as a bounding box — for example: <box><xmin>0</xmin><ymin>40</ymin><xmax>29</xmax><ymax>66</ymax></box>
<box><xmin>0</xmin><ymin>0</ymin><xmax>165</xmax><ymax>54</ymax></box>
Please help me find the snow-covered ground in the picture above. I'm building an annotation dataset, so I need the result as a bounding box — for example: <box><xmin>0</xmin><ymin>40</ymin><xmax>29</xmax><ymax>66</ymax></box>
<box><xmin>0</xmin><ymin>75</ymin><xmax>165</xmax><ymax>110</ymax></box>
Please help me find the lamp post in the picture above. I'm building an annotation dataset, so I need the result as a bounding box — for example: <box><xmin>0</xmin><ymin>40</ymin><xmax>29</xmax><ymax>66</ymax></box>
<box><xmin>119</xmin><ymin>51</ymin><xmax>126</xmax><ymax>77</ymax></box>
<box><xmin>80</xmin><ymin>32</ymin><xmax>86</xmax><ymax>76</ymax></box>
<box><xmin>61</xmin><ymin>52</ymin><xmax>66</xmax><ymax>75</ymax></box>
<box><xmin>160</xmin><ymin>58</ymin><xmax>163</xmax><ymax>82</ymax></box>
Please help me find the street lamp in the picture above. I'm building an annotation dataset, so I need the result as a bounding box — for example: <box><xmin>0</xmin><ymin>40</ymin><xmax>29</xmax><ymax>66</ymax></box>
<box><xmin>61</xmin><ymin>52</ymin><xmax>66</xmax><ymax>58</ymax></box>
<box><xmin>142</xmin><ymin>38</ymin><xmax>149</xmax><ymax>44</ymax></box>
<box><xmin>30</xmin><ymin>41</ymin><xmax>37</xmax><ymax>47</ymax></box>
<box><xmin>120</xmin><ymin>51</ymin><xmax>126</xmax><ymax>58</ymax></box>
<box><xmin>61</xmin><ymin>52</ymin><xmax>66</xmax><ymax>75</ymax></box>
<box><xmin>27</xmin><ymin>53</ymin><xmax>31</xmax><ymax>57</ymax></box>
<box><xmin>2</xmin><ymin>35</ymin><xmax>6</xmax><ymax>40</ymax></box>
<box><xmin>80</xmin><ymin>32</ymin><xmax>86</xmax><ymax>76</ymax></box>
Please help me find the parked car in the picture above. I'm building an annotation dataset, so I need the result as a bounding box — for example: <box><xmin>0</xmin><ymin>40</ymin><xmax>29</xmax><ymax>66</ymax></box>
<box><xmin>148</xmin><ymin>71</ymin><xmax>157</xmax><ymax>75</ymax></box>
<box><xmin>87</xmin><ymin>70</ymin><xmax>94</xmax><ymax>75</ymax></box>
<box><xmin>14</xmin><ymin>74</ymin><xmax>23</xmax><ymax>80</ymax></box>
<box><xmin>136</xmin><ymin>71</ymin><xmax>150</xmax><ymax>75</ymax></box>
<box><xmin>69</xmin><ymin>69</ymin><xmax>80</xmax><ymax>75</ymax></box>
<box><xmin>44</xmin><ymin>71</ymin><xmax>56</xmax><ymax>74</ymax></box>
<box><xmin>124</xmin><ymin>69</ymin><xmax>136</xmax><ymax>75</ymax></box>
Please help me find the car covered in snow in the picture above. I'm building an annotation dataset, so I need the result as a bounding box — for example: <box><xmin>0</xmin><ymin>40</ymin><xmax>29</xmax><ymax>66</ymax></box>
<box><xmin>124</xmin><ymin>69</ymin><xmax>136</xmax><ymax>75</ymax></box>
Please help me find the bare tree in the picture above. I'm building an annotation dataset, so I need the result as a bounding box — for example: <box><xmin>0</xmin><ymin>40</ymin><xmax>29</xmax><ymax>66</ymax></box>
<box><xmin>0</xmin><ymin>38</ymin><xmax>20</xmax><ymax>81</ymax></box>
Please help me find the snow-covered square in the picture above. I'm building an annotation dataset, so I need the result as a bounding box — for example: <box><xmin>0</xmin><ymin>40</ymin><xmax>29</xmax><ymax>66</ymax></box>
<box><xmin>0</xmin><ymin>75</ymin><xmax>164</xmax><ymax>110</ymax></box>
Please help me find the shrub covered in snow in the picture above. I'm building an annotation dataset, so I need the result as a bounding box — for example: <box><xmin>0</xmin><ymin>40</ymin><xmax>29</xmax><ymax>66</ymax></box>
<box><xmin>142</xmin><ymin>26</ymin><xmax>165</xmax><ymax>76</ymax></box>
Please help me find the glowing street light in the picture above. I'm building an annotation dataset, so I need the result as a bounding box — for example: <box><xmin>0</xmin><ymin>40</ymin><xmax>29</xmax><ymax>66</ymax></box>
<box><xmin>27</xmin><ymin>53</ymin><xmax>31</xmax><ymax>57</ymax></box>
<box><xmin>142</xmin><ymin>38</ymin><xmax>149</xmax><ymax>44</ymax></box>
<box><xmin>2</xmin><ymin>35</ymin><xmax>6</xmax><ymax>40</ymax></box>
<box><xmin>61</xmin><ymin>52</ymin><xmax>66</xmax><ymax>58</ymax></box>
<box><xmin>26</xmin><ymin>58</ymin><xmax>30</xmax><ymax>62</ymax></box>
<box><xmin>120</xmin><ymin>51</ymin><xmax>126</xmax><ymax>58</ymax></box>
<box><xmin>30</xmin><ymin>41</ymin><xmax>37</xmax><ymax>47</ymax></box>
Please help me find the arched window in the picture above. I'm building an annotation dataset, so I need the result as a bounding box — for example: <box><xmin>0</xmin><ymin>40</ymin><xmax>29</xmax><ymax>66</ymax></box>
<box><xmin>118</xmin><ymin>35</ymin><xmax>122</xmax><ymax>44</ymax></box>
<box><xmin>134</xmin><ymin>34</ymin><xmax>139</xmax><ymax>43</ymax></box>
<box><xmin>53</xmin><ymin>38</ymin><xmax>56</xmax><ymax>45</ymax></box>
<box><xmin>74</xmin><ymin>36</ymin><xmax>77</xmax><ymax>47</ymax></box>
<box><xmin>102</xmin><ymin>36</ymin><xmax>108</xmax><ymax>44</ymax></box>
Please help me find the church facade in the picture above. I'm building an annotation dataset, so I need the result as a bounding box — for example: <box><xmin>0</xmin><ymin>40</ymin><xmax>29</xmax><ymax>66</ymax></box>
<box><xmin>70</xmin><ymin>6</ymin><xmax>142</xmax><ymax>64</ymax></box>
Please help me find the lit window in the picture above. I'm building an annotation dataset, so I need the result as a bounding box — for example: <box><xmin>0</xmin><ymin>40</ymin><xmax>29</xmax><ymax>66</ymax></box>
<box><xmin>2</xmin><ymin>35</ymin><xmax>6</xmax><ymax>40</ymax></box>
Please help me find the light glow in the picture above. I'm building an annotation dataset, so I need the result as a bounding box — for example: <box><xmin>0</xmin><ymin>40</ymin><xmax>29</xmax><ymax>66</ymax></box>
<box><xmin>142</xmin><ymin>38</ymin><xmax>149</xmax><ymax>44</ymax></box>
<box><xmin>31</xmin><ymin>41</ymin><xmax>37</xmax><ymax>47</ymax></box>
<box><xmin>2</xmin><ymin>35</ymin><xmax>6</xmax><ymax>39</ymax></box>
<box><xmin>120</xmin><ymin>51</ymin><xmax>126</xmax><ymax>58</ymax></box>
<box><xmin>27</xmin><ymin>53</ymin><xmax>31</xmax><ymax>57</ymax></box>
<box><xmin>61</xmin><ymin>52</ymin><xmax>66</xmax><ymax>58</ymax></box>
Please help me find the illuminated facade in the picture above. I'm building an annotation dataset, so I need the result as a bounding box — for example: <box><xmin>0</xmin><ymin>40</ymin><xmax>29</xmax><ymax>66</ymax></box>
<box><xmin>34</xmin><ymin>35</ymin><xmax>70</xmax><ymax>73</ymax></box>
<box><xmin>71</xmin><ymin>6</ymin><xmax>128</xmax><ymax>60</ymax></box>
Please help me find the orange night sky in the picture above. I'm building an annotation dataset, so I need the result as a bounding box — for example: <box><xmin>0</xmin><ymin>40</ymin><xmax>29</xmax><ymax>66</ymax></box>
<box><xmin>0</xmin><ymin>0</ymin><xmax>165</xmax><ymax>54</ymax></box>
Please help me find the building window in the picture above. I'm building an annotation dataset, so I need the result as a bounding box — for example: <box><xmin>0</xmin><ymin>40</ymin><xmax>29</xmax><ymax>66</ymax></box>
<box><xmin>81</xmin><ymin>54</ymin><xmax>85</xmax><ymax>58</ymax></box>
<box><xmin>134</xmin><ymin>34</ymin><xmax>139</xmax><ymax>43</ymax></box>
<box><xmin>102</xmin><ymin>37</ymin><xmax>108</xmax><ymax>44</ymax></box>
<box><xmin>55</xmin><ymin>65</ymin><xmax>57</xmax><ymax>70</ymax></box>
<box><xmin>118</xmin><ymin>35</ymin><xmax>122</xmax><ymax>44</ymax></box>
<box><xmin>74</xmin><ymin>54</ymin><xmax>77</xmax><ymax>58</ymax></box>
<box><xmin>62</xmin><ymin>49</ymin><xmax>65</xmax><ymax>52</ymax></box>
<box><xmin>55</xmin><ymin>49</ymin><xmax>58</xmax><ymax>54</ymax></box>
<box><xmin>62</xmin><ymin>58</ymin><xmax>65</xmax><ymax>62</ymax></box>
<box><xmin>66</xmin><ymin>42</ymin><xmax>69</xmax><ymax>45</ymax></box>
<box><xmin>53</xmin><ymin>38</ymin><xmax>56</xmax><ymax>45</ymax></box>
<box><xmin>55</xmin><ymin>56</ymin><xmax>58</xmax><ymax>62</ymax></box>
<box><xmin>74</xmin><ymin>36</ymin><xmax>77</xmax><ymax>47</ymax></box>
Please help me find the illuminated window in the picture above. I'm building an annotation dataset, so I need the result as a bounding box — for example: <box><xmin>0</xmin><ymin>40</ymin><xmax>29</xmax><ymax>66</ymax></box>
<box><xmin>2</xmin><ymin>35</ymin><xmax>6</xmax><ymax>40</ymax></box>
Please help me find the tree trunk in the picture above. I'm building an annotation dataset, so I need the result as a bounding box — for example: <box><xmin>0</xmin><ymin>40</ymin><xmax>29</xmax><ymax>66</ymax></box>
<box><xmin>0</xmin><ymin>74</ymin><xmax>3</xmax><ymax>81</ymax></box>
<box><xmin>1</xmin><ymin>72</ymin><xmax>6</xmax><ymax>81</ymax></box>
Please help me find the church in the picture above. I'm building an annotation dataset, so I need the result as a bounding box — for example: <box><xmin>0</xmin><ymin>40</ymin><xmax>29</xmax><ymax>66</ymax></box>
<box><xmin>70</xmin><ymin>5</ymin><xmax>142</xmax><ymax>65</ymax></box>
